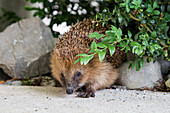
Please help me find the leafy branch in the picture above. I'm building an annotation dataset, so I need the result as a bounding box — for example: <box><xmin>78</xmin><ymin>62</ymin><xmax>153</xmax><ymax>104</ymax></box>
<box><xmin>75</xmin><ymin>0</ymin><xmax>170</xmax><ymax>71</ymax></box>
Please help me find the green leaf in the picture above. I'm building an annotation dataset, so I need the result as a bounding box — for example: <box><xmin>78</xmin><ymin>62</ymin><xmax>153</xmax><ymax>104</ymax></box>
<box><xmin>126</xmin><ymin>4</ymin><xmax>130</xmax><ymax>12</ymax></box>
<box><xmin>128</xmin><ymin>30</ymin><xmax>132</xmax><ymax>38</ymax></box>
<box><xmin>115</xmin><ymin>0</ymin><xmax>122</xmax><ymax>3</ymax></box>
<box><xmin>146</xmin><ymin>4</ymin><xmax>153</xmax><ymax>12</ymax></box>
<box><xmin>88</xmin><ymin>49</ymin><xmax>95</xmax><ymax>54</ymax></box>
<box><xmin>160</xmin><ymin>5</ymin><xmax>165</xmax><ymax>12</ymax></box>
<box><xmin>153</xmin><ymin>10</ymin><xmax>160</xmax><ymax>15</ymax></box>
<box><xmin>111</xmin><ymin>25</ymin><xmax>117</xmax><ymax>31</ymax></box>
<box><xmin>80</xmin><ymin>57</ymin><xmax>85</xmax><ymax>65</ymax></box>
<box><xmin>89</xmin><ymin>32</ymin><xmax>104</xmax><ymax>39</ymax></box>
<box><xmin>151</xmin><ymin>31</ymin><xmax>157</xmax><ymax>37</ymax></box>
<box><xmin>102</xmin><ymin>36</ymin><xmax>111</xmax><ymax>43</ymax></box>
<box><xmin>118</xmin><ymin>16</ymin><xmax>123</xmax><ymax>23</ymax></box>
<box><xmin>117</xmin><ymin>36</ymin><xmax>122</xmax><ymax>42</ymax></box>
<box><xmin>136</xmin><ymin>61</ymin><xmax>140</xmax><ymax>71</ymax></box>
<box><xmin>132</xmin><ymin>46</ymin><xmax>137</xmax><ymax>53</ymax></box>
<box><xmin>76</xmin><ymin>54</ymin><xmax>89</xmax><ymax>57</ymax></box>
<box><xmin>97</xmin><ymin>43</ymin><xmax>106</xmax><ymax>48</ymax></box>
<box><xmin>134</xmin><ymin>32</ymin><xmax>142</xmax><ymax>41</ymax></box>
<box><xmin>139</xmin><ymin>58</ymin><xmax>144</xmax><ymax>68</ymax></box>
<box><xmin>148</xmin><ymin>19</ymin><xmax>155</xmax><ymax>24</ymax></box>
<box><xmin>74</xmin><ymin>58</ymin><xmax>80</xmax><ymax>64</ymax></box>
<box><xmin>125</xmin><ymin>46</ymin><xmax>130</xmax><ymax>53</ymax></box>
<box><xmin>131</xmin><ymin>61</ymin><xmax>135</xmax><ymax>70</ymax></box>
<box><xmin>142</xmin><ymin>40</ymin><xmax>148</xmax><ymax>46</ymax></box>
<box><xmin>83</xmin><ymin>55</ymin><xmax>94</xmax><ymax>65</ymax></box>
<box><xmin>105</xmin><ymin>30</ymin><xmax>115</xmax><ymax>36</ymax></box>
<box><xmin>111</xmin><ymin>18</ymin><xmax>116</xmax><ymax>23</ymax></box>
<box><xmin>98</xmin><ymin>49</ymin><xmax>106</xmax><ymax>62</ymax></box>
<box><xmin>130</xmin><ymin>42</ymin><xmax>140</xmax><ymax>47</ymax></box>
<box><xmin>153</xmin><ymin>44</ymin><xmax>161</xmax><ymax>49</ymax></box>
<box><xmin>91</xmin><ymin>41</ymin><xmax>97</xmax><ymax>51</ymax></box>
<box><xmin>120</xmin><ymin>3</ymin><xmax>126</xmax><ymax>7</ymax></box>
<box><xmin>149</xmin><ymin>46</ymin><xmax>155</xmax><ymax>54</ymax></box>
<box><xmin>109</xmin><ymin>46</ymin><xmax>115</xmax><ymax>56</ymax></box>
<box><xmin>126</xmin><ymin>0</ymin><xmax>130</xmax><ymax>4</ymax></box>
<box><xmin>147</xmin><ymin>57</ymin><xmax>151</xmax><ymax>63</ymax></box>
<box><xmin>153</xmin><ymin>2</ymin><xmax>158</xmax><ymax>9</ymax></box>
<box><xmin>134</xmin><ymin>47</ymin><xmax>143</xmax><ymax>55</ymax></box>
<box><xmin>117</xmin><ymin>28</ymin><xmax>122</xmax><ymax>36</ymax></box>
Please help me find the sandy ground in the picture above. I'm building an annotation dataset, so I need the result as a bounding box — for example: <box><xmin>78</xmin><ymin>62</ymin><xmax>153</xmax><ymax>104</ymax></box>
<box><xmin>0</xmin><ymin>86</ymin><xmax>170</xmax><ymax>113</ymax></box>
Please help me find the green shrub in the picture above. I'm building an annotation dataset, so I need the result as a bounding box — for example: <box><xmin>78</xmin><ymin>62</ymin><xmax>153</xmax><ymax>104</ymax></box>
<box><xmin>25</xmin><ymin>0</ymin><xmax>170</xmax><ymax>70</ymax></box>
<box><xmin>76</xmin><ymin>0</ymin><xmax>170</xmax><ymax>70</ymax></box>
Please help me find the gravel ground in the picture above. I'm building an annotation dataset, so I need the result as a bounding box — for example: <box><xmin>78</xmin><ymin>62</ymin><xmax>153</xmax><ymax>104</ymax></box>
<box><xmin>0</xmin><ymin>86</ymin><xmax>170</xmax><ymax>113</ymax></box>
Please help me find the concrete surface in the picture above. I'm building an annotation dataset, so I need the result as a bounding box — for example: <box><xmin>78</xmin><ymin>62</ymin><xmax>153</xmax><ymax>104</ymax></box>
<box><xmin>0</xmin><ymin>86</ymin><xmax>170</xmax><ymax>113</ymax></box>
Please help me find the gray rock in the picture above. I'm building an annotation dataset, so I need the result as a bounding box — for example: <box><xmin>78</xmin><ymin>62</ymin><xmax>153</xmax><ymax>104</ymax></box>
<box><xmin>6</xmin><ymin>80</ymin><xmax>13</xmax><ymax>85</ymax></box>
<box><xmin>0</xmin><ymin>17</ymin><xmax>57</xmax><ymax>78</ymax></box>
<box><xmin>12</xmin><ymin>81</ymin><xmax>22</xmax><ymax>86</ymax></box>
<box><xmin>157</xmin><ymin>57</ymin><xmax>170</xmax><ymax>75</ymax></box>
<box><xmin>118</xmin><ymin>58</ymin><xmax>162</xmax><ymax>89</ymax></box>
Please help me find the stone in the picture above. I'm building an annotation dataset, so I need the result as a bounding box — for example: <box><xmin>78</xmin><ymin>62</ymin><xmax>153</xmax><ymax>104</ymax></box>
<box><xmin>165</xmin><ymin>78</ymin><xmax>170</xmax><ymax>88</ymax></box>
<box><xmin>118</xmin><ymin>58</ymin><xmax>162</xmax><ymax>89</ymax></box>
<box><xmin>12</xmin><ymin>81</ymin><xmax>22</xmax><ymax>86</ymax></box>
<box><xmin>0</xmin><ymin>17</ymin><xmax>57</xmax><ymax>78</ymax></box>
<box><xmin>6</xmin><ymin>80</ymin><xmax>13</xmax><ymax>85</ymax></box>
<box><xmin>157</xmin><ymin>57</ymin><xmax>170</xmax><ymax>75</ymax></box>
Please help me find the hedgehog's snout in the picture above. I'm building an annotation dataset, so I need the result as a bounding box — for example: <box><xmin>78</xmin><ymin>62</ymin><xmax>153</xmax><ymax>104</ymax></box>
<box><xmin>66</xmin><ymin>87</ymin><xmax>74</xmax><ymax>94</ymax></box>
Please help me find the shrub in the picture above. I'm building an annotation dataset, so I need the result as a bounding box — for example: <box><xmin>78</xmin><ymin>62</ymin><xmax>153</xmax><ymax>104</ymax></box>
<box><xmin>25</xmin><ymin>0</ymin><xmax>170</xmax><ymax>70</ymax></box>
<box><xmin>76</xmin><ymin>0</ymin><xmax>170</xmax><ymax>70</ymax></box>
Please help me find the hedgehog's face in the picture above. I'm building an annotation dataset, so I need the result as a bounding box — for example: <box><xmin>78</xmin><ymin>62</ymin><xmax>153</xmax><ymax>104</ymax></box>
<box><xmin>50</xmin><ymin>49</ymin><xmax>90</xmax><ymax>94</ymax></box>
<box><xmin>60</xmin><ymin>69</ymin><xmax>85</xmax><ymax>94</ymax></box>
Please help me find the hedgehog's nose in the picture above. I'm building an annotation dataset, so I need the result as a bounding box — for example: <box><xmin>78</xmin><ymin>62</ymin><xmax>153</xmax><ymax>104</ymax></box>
<box><xmin>66</xmin><ymin>87</ymin><xmax>74</xmax><ymax>94</ymax></box>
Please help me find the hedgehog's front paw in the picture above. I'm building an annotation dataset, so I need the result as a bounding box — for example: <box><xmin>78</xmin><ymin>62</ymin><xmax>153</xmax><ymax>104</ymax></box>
<box><xmin>77</xmin><ymin>91</ymin><xmax>95</xmax><ymax>98</ymax></box>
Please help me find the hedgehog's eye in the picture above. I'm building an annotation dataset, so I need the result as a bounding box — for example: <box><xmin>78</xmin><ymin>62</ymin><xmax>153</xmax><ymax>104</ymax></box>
<box><xmin>75</xmin><ymin>71</ymin><xmax>81</xmax><ymax>78</ymax></box>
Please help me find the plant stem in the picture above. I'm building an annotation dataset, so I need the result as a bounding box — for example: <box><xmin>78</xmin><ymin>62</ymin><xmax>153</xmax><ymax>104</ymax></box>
<box><xmin>143</xmin><ymin>24</ymin><xmax>152</xmax><ymax>33</ymax></box>
<box><xmin>129</xmin><ymin>13</ymin><xmax>152</xmax><ymax>33</ymax></box>
<box><xmin>156</xmin><ymin>38</ymin><xmax>169</xmax><ymax>48</ymax></box>
<box><xmin>129</xmin><ymin>13</ymin><xmax>140</xmax><ymax>21</ymax></box>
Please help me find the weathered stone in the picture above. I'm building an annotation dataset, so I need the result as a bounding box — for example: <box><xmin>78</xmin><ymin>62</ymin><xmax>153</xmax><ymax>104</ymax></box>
<box><xmin>118</xmin><ymin>58</ymin><xmax>162</xmax><ymax>89</ymax></box>
<box><xmin>165</xmin><ymin>78</ymin><xmax>170</xmax><ymax>88</ymax></box>
<box><xmin>157</xmin><ymin>57</ymin><xmax>170</xmax><ymax>75</ymax></box>
<box><xmin>12</xmin><ymin>81</ymin><xmax>22</xmax><ymax>86</ymax></box>
<box><xmin>0</xmin><ymin>17</ymin><xmax>57</xmax><ymax>78</ymax></box>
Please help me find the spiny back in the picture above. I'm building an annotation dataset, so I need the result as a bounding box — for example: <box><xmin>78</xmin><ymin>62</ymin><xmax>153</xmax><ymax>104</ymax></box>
<box><xmin>56</xmin><ymin>19</ymin><xmax>125</xmax><ymax>67</ymax></box>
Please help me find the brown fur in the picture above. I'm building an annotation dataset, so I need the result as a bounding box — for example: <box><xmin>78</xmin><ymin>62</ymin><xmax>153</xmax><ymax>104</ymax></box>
<box><xmin>50</xmin><ymin>48</ymin><xmax>119</xmax><ymax>97</ymax></box>
<box><xmin>50</xmin><ymin>19</ymin><xmax>121</xmax><ymax>97</ymax></box>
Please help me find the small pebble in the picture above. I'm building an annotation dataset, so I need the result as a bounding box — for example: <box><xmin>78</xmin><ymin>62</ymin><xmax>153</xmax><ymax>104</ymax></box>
<box><xmin>6</xmin><ymin>80</ymin><xmax>13</xmax><ymax>85</ymax></box>
<box><xmin>12</xmin><ymin>81</ymin><xmax>22</xmax><ymax>86</ymax></box>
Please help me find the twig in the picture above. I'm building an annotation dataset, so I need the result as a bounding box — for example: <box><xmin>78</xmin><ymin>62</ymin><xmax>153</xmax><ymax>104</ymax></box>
<box><xmin>129</xmin><ymin>13</ymin><xmax>152</xmax><ymax>33</ymax></box>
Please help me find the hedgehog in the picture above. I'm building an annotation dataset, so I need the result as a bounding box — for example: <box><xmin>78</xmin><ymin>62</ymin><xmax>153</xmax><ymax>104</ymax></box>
<box><xmin>50</xmin><ymin>19</ymin><xmax>126</xmax><ymax>98</ymax></box>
